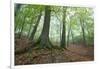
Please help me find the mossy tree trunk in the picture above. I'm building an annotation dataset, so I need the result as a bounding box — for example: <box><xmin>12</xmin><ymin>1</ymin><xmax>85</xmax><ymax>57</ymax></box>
<box><xmin>36</xmin><ymin>6</ymin><xmax>53</xmax><ymax>48</ymax></box>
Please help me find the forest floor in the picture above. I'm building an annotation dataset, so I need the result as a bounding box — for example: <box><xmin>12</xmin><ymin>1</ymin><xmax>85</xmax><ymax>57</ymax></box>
<box><xmin>15</xmin><ymin>38</ymin><xmax>94</xmax><ymax>65</ymax></box>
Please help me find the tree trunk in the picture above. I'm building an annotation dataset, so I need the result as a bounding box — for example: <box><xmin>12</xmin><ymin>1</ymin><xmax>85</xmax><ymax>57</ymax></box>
<box><xmin>27</xmin><ymin>19</ymin><xmax>34</xmax><ymax>38</ymax></box>
<box><xmin>67</xmin><ymin>21</ymin><xmax>71</xmax><ymax>47</ymax></box>
<box><xmin>30</xmin><ymin>11</ymin><xmax>42</xmax><ymax>40</ymax></box>
<box><xmin>80</xmin><ymin>18</ymin><xmax>86</xmax><ymax>46</ymax></box>
<box><xmin>36</xmin><ymin>6</ymin><xmax>52</xmax><ymax>48</ymax></box>
<box><xmin>15</xmin><ymin>4</ymin><xmax>21</xmax><ymax>16</ymax></box>
<box><xmin>15</xmin><ymin>4</ymin><xmax>21</xmax><ymax>32</ymax></box>
<box><xmin>71</xmin><ymin>28</ymin><xmax>74</xmax><ymax>44</ymax></box>
<box><xmin>18</xmin><ymin>15</ymin><xmax>26</xmax><ymax>38</ymax></box>
<box><xmin>60</xmin><ymin>7</ymin><xmax>66</xmax><ymax>48</ymax></box>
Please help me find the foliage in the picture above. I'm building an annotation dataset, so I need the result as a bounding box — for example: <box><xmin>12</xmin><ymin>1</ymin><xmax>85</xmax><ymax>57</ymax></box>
<box><xmin>15</xmin><ymin>4</ymin><xmax>94</xmax><ymax>46</ymax></box>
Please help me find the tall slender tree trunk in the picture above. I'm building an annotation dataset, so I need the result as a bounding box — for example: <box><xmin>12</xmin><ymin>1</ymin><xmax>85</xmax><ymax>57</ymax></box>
<box><xmin>15</xmin><ymin>4</ymin><xmax>21</xmax><ymax>32</ymax></box>
<box><xmin>71</xmin><ymin>28</ymin><xmax>74</xmax><ymax>44</ymax></box>
<box><xmin>30</xmin><ymin>11</ymin><xmax>42</xmax><ymax>40</ymax></box>
<box><xmin>15</xmin><ymin>4</ymin><xmax>21</xmax><ymax>16</ymax></box>
<box><xmin>18</xmin><ymin>15</ymin><xmax>26</xmax><ymax>38</ymax></box>
<box><xmin>15</xmin><ymin>16</ymin><xmax>19</xmax><ymax>32</ymax></box>
<box><xmin>27</xmin><ymin>19</ymin><xmax>34</xmax><ymax>38</ymax></box>
<box><xmin>67</xmin><ymin>21</ymin><xmax>71</xmax><ymax>47</ymax></box>
<box><xmin>60</xmin><ymin>7</ymin><xmax>66</xmax><ymax>48</ymax></box>
<box><xmin>80</xmin><ymin>18</ymin><xmax>86</xmax><ymax>46</ymax></box>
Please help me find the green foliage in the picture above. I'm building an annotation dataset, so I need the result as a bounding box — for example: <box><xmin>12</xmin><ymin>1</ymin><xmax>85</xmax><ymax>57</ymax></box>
<box><xmin>15</xmin><ymin>4</ymin><xmax>94</xmax><ymax>46</ymax></box>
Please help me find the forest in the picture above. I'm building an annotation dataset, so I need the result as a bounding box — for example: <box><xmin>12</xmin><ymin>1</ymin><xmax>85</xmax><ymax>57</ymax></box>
<box><xmin>15</xmin><ymin>4</ymin><xmax>94</xmax><ymax>65</ymax></box>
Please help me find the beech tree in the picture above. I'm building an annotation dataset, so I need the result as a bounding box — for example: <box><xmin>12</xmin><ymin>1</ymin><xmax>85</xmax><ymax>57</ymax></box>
<box><xmin>36</xmin><ymin>6</ymin><xmax>53</xmax><ymax>48</ymax></box>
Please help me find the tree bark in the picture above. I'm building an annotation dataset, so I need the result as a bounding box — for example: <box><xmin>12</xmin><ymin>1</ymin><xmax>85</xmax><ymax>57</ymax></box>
<box><xmin>27</xmin><ymin>19</ymin><xmax>34</xmax><ymax>38</ymax></box>
<box><xmin>67</xmin><ymin>21</ymin><xmax>71</xmax><ymax>47</ymax></box>
<box><xmin>36</xmin><ymin>6</ymin><xmax>53</xmax><ymax>48</ymax></box>
<box><xmin>15</xmin><ymin>4</ymin><xmax>21</xmax><ymax>16</ymax></box>
<box><xmin>80</xmin><ymin>18</ymin><xmax>86</xmax><ymax>46</ymax></box>
<box><xmin>18</xmin><ymin>16</ymin><xmax>26</xmax><ymax>38</ymax></box>
<box><xmin>71</xmin><ymin>28</ymin><xmax>74</xmax><ymax>44</ymax></box>
<box><xmin>15</xmin><ymin>4</ymin><xmax>21</xmax><ymax>32</ymax></box>
<box><xmin>60</xmin><ymin>7</ymin><xmax>66</xmax><ymax>48</ymax></box>
<box><xmin>29</xmin><ymin>11</ymin><xmax>42</xmax><ymax>40</ymax></box>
